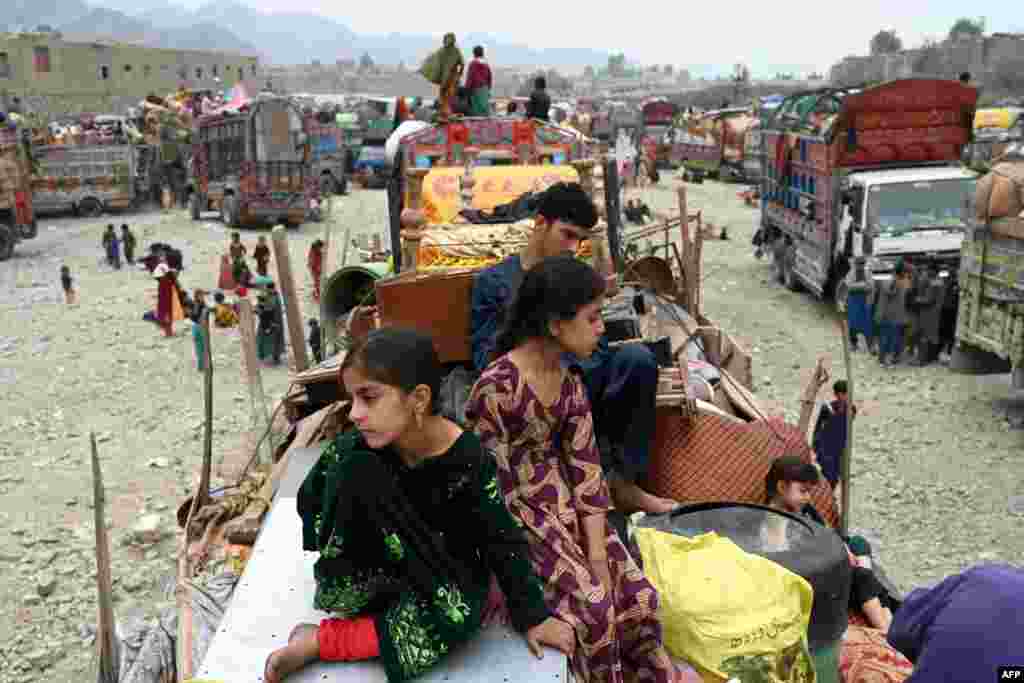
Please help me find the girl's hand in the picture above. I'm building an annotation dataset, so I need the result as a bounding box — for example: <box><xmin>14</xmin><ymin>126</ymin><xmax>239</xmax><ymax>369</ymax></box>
<box><xmin>525</xmin><ymin>617</ymin><xmax>575</xmax><ymax>658</ymax></box>
<box><xmin>589</xmin><ymin>555</ymin><xmax>613</xmax><ymax>599</ymax></box>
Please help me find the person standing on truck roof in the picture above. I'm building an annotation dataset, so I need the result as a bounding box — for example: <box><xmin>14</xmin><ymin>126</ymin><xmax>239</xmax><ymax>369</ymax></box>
<box><xmin>465</xmin><ymin>46</ymin><xmax>493</xmax><ymax>117</ymax></box>
<box><xmin>526</xmin><ymin>76</ymin><xmax>551</xmax><ymax>121</ymax></box>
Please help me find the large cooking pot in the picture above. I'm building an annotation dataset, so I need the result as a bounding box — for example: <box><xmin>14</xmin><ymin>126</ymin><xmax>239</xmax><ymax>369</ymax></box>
<box><xmin>636</xmin><ymin>502</ymin><xmax>851</xmax><ymax>681</ymax></box>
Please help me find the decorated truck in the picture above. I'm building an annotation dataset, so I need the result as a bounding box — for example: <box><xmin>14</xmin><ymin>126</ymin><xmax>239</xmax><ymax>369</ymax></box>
<box><xmin>963</xmin><ymin>106</ymin><xmax>1024</xmax><ymax>174</ymax></box>
<box><xmin>304</xmin><ymin>112</ymin><xmax>349</xmax><ymax>196</ymax></box>
<box><xmin>953</xmin><ymin>149</ymin><xmax>1024</xmax><ymax>388</ymax></box>
<box><xmin>187</xmin><ymin>96</ymin><xmax>315</xmax><ymax>228</ymax></box>
<box><xmin>30</xmin><ymin>143</ymin><xmax>139</xmax><ymax>217</ymax></box>
<box><xmin>639</xmin><ymin>99</ymin><xmax>678</xmax><ymax>168</ymax></box>
<box><xmin>0</xmin><ymin>123</ymin><xmax>37</xmax><ymax>261</ymax></box>
<box><xmin>757</xmin><ymin>79</ymin><xmax>978</xmax><ymax>310</ymax></box>
<box><xmin>673</xmin><ymin>107</ymin><xmax>757</xmax><ymax>181</ymax></box>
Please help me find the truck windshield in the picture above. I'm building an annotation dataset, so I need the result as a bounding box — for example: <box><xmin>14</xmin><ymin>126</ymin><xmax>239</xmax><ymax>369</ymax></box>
<box><xmin>867</xmin><ymin>178</ymin><xmax>976</xmax><ymax>235</ymax></box>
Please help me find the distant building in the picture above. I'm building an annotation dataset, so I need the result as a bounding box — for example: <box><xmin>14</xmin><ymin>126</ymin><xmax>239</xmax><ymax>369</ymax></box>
<box><xmin>0</xmin><ymin>32</ymin><xmax>260</xmax><ymax>119</ymax></box>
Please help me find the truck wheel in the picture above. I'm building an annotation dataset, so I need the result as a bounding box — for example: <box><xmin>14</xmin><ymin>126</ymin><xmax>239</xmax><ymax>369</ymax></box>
<box><xmin>221</xmin><ymin>196</ymin><xmax>240</xmax><ymax>228</ymax></box>
<box><xmin>771</xmin><ymin>240</ymin><xmax>787</xmax><ymax>284</ymax></box>
<box><xmin>189</xmin><ymin>194</ymin><xmax>201</xmax><ymax>221</ymax></box>
<box><xmin>77</xmin><ymin>197</ymin><xmax>104</xmax><ymax>218</ymax></box>
<box><xmin>949</xmin><ymin>343</ymin><xmax>1012</xmax><ymax>374</ymax></box>
<box><xmin>0</xmin><ymin>229</ymin><xmax>13</xmax><ymax>261</ymax></box>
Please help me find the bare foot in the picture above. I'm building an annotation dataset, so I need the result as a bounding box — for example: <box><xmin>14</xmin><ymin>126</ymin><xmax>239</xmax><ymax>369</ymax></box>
<box><xmin>610</xmin><ymin>479</ymin><xmax>678</xmax><ymax>515</ymax></box>
<box><xmin>264</xmin><ymin>624</ymin><xmax>320</xmax><ymax>683</ymax></box>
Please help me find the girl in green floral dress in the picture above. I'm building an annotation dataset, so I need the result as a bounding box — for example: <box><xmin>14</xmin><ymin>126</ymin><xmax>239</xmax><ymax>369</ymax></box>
<box><xmin>264</xmin><ymin>328</ymin><xmax>574</xmax><ymax>683</ymax></box>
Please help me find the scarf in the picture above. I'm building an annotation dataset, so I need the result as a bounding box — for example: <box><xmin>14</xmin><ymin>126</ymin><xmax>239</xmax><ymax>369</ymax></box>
<box><xmin>419</xmin><ymin>34</ymin><xmax>464</xmax><ymax>86</ymax></box>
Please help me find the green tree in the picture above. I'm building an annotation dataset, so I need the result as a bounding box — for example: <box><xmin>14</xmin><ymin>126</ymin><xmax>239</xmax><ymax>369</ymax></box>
<box><xmin>949</xmin><ymin>17</ymin><xmax>985</xmax><ymax>39</ymax></box>
<box><xmin>870</xmin><ymin>29</ymin><xmax>903</xmax><ymax>55</ymax></box>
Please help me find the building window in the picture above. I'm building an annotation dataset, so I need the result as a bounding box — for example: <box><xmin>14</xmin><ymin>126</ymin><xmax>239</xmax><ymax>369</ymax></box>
<box><xmin>0</xmin><ymin>52</ymin><xmax>10</xmax><ymax>79</ymax></box>
<box><xmin>124</xmin><ymin>64</ymin><xmax>133</xmax><ymax>73</ymax></box>
<box><xmin>239</xmin><ymin>66</ymin><xmax>245</xmax><ymax>78</ymax></box>
<box><xmin>178</xmin><ymin>66</ymin><xmax>187</xmax><ymax>80</ymax></box>
<box><xmin>195</xmin><ymin>66</ymin><xmax>203</xmax><ymax>79</ymax></box>
<box><xmin>99</xmin><ymin>65</ymin><xmax>110</xmax><ymax>80</ymax></box>
<box><xmin>143</xmin><ymin>64</ymin><xmax>152</xmax><ymax>77</ymax></box>
<box><xmin>251</xmin><ymin>64</ymin><xmax>257</xmax><ymax>75</ymax></box>
<box><xmin>212</xmin><ymin>64</ymin><xmax>218</xmax><ymax>77</ymax></box>
<box><xmin>34</xmin><ymin>46</ymin><xmax>51</xmax><ymax>73</ymax></box>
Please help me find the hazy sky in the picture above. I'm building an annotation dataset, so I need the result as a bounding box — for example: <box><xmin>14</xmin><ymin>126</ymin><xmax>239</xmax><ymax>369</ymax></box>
<box><xmin>185</xmin><ymin>1</ymin><xmax>1021</xmax><ymax>75</ymax></box>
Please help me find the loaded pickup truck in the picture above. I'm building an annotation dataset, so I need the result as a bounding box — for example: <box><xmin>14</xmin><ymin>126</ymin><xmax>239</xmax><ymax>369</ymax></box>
<box><xmin>758</xmin><ymin>79</ymin><xmax>978</xmax><ymax>310</ymax></box>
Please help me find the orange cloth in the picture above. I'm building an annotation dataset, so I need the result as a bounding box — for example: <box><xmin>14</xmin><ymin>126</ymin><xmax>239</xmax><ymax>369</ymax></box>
<box><xmin>317</xmin><ymin>617</ymin><xmax>380</xmax><ymax>662</ymax></box>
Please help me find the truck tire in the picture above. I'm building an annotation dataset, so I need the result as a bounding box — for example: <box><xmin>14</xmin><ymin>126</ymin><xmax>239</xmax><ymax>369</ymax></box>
<box><xmin>77</xmin><ymin>197</ymin><xmax>104</xmax><ymax>218</ymax></box>
<box><xmin>189</xmin><ymin>193</ymin><xmax>202</xmax><ymax>221</ymax></box>
<box><xmin>221</xmin><ymin>195</ymin><xmax>240</xmax><ymax>228</ymax></box>
<box><xmin>0</xmin><ymin>228</ymin><xmax>14</xmax><ymax>261</ymax></box>
<box><xmin>771</xmin><ymin>240</ymin><xmax>787</xmax><ymax>284</ymax></box>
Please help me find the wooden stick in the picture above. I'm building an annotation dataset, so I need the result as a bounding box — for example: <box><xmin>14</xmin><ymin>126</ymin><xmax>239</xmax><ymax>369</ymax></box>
<box><xmin>320</xmin><ymin>196</ymin><xmax>334</xmax><ymax>359</ymax></box>
<box><xmin>91</xmin><ymin>433</ymin><xmax>119</xmax><ymax>683</ymax></box>
<box><xmin>238</xmin><ymin>299</ymin><xmax>275</xmax><ymax>465</ymax></box>
<box><xmin>797</xmin><ymin>357</ymin><xmax>830</xmax><ymax>442</ymax></box>
<box><xmin>271</xmin><ymin>225</ymin><xmax>311</xmax><ymax>373</ymax></box>
<box><xmin>197</xmin><ymin>313</ymin><xmax>213</xmax><ymax>512</ymax></box>
<box><xmin>839</xmin><ymin>318</ymin><xmax>855</xmax><ymax>538</ymax></box>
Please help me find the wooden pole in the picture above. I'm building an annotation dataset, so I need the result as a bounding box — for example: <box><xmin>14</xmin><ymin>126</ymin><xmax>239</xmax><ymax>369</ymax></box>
<box><xmin>320</xmin><ymin>196</ymin><xmax>335</xmax><ymax>359</ymax></box>
<box><xmin>270</xmin><ymin>225</ymin><xmax>310</xmax><ymax>373</ymax></box>
<box><xmin>839</xmin><ymin>318</ymin><xmax>854</xmax><ymax>537</ymax></box>
<box><xmin>676</xmin><ymin>185</ymin><xmax>690</xmax><ymax>303</ymax></box>
<box><xmin>197</xmin><ymin>313</ymin><xmax>213</xmax><ymax>511</ymax></box>
<box><xmin>797</xmin><ymin>357</ymin><xmax>830</xmax><ymax>442</ymax></box>
<box><xmin>91</xmin><ymin>433</ymin><xmax>119</xmax><ymax>683</ymax></box>
<box><xmin>239</xmin><ymin>299</ymin><xmax>274</xmax><ymax>464</ymax></box>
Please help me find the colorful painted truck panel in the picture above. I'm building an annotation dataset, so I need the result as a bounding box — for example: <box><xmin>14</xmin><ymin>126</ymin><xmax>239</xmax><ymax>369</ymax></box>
<box><xmin>963</xmin><ymin>107</ymin><xmax>1024</xmax><ymax>173</ymax></box>
<box><xmin>31</xmin><ymin>144</ymin><xmax>136</xmax><ymax>216</ymax></box>
<box><xmin>0</xmin><ymin>124</ymin><xmax>36</xmax><ymax>260</ymax></box>
<box><xmin>188</xmin><ymin>96</ymin><xmax>315</xmax><ymax>228</ymax></box>
<box><xmin>759</xmin><ymin>79</ymin><xmax>978</xmax><ymax>303</ymax></box>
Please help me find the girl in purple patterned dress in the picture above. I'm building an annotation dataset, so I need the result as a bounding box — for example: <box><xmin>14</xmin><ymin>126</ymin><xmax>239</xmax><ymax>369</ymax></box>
<box><xmin>466</xmin><ymin>255</ymin><xmax>673</xmax><ymax>683</ymax></box>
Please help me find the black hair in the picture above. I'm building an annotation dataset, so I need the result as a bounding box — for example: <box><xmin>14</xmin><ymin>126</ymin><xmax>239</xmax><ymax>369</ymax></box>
<box><xmin>493</xmin><ymin>255</ymin><xmax>606</xmax><ymax>360</ymax></box>
<box><xmin>341</xmin><ymin>328</ymin><xmax>443</xmax><ymax>413</ymax></box>
<box><xmin>473</xmin><ymin>46</ymin><xmax>484</xmax><ymax>58</ymax></box>
<box><xmin>308</xmin><ymin>318</ymin><xmax>320</xmax><ymax>326</ymax></box>
<box><xmin>535</xmin><ymin>76</ymin><xmax>546</xmax><ymax>90</ymax></box>
<box><xmin>214</xmin><ymin>292</ymin><xmax>225</xmax><ymax>303</ymax></box>
<box><xmin>507</xmin><ymin>101</ymin><xmax>518</xmax><ymax>113</ymax></box>
<box><xmin>833</xmin><ymin>379</ymin><xmax>848</xmax><ymax>395</ymax></box>
<box><xmin>764</xmin><ymin>455</ymin><xmax>821</xmax><ymax>503</ymax></box>
<box><xmin>959</xmin><ymin>72</ymin><xmax>971</xmax><ymax>83</ymax></box>
<box><xmin>231</xmin><ymin>231</ymin><xmax>240</xmax><ymax>239</ymax></box>
<box><xmin>535</xmin><ymin>182</ymin><xmax>599</xmax><ymax>230</ymax></box>
<box><xmin>121</xmin><ymin>224</ymin><xmax>129</xmax><ymax>229</ymax></box>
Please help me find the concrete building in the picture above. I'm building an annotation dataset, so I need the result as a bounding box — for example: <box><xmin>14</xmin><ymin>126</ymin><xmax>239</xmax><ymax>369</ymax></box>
<box><xmin>0</xmin><ymin>32</ymin><xmax>260</xmax><ymax>119</ymax></box>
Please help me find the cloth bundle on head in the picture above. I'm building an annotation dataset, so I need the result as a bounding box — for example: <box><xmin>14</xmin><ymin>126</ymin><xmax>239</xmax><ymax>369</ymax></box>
<box><xmin>419</xmin><ymin>33</ymin><xmax>464</xmax><ymax>85</ymax></box>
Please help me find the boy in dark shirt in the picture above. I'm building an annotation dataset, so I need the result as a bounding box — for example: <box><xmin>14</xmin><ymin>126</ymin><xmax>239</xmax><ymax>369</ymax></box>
<box><xmin>812</xmin><ymin>379</ymin><xmax>856</xmax><ymax>490</ymax></box>
<box><xmin>525</xmin><ymin>76</ymin><xmax>551</xmax><ymax>121</ymax></box>
<box><xmin>60</xmin><ymin>265</ymin><xmax>76</xmax><ymax>304</ymax></box>
<box><xmin>308</xmin><ymin>318</ymin><xmax>323</xmax><ymax>365</ymax></box>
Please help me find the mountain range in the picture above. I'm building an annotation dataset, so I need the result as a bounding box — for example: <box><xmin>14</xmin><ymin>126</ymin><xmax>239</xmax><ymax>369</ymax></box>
<box><xmin>4</xmin><ymin>0</ymin><xmax>613</xmax><ymax>68</ymax></box>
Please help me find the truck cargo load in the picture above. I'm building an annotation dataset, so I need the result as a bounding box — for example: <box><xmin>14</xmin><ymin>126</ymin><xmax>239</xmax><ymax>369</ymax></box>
<box><xmin>0</xmin><ymin>122</ymin><xmax>37</xmax><ymax>260</ymax></box>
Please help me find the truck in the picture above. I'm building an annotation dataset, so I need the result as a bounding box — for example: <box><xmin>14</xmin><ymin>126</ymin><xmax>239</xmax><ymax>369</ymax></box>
<box><xmin>187</xmin><ymin>95</ymin><xmax>314</xmax><ymax>228</ymax></box>
<box><xmin>0</xmin><ymin>124</ymin><xmax>37</xmax><ymax>260</ymax></box>
<box><xmin>674</xmin><ymin>107</ymin><xmax>757</xmax><ymax>182</ymax></box>
<box><xmin>304</xmin><ymin>112</ymin><xmax>349</xmax><ymax>196</ymax></box>
<box><xmin>639</xmin><ymin>99</ymin><xmax>678</xmax><ymax>168</ymax></box>
<box><xmin>30</xmin><ymin>142</ymin><xmax>141</xmax><ymax>217</ymax></box>
<box><xmin>757</xmin><ymin>79</ymin><xmax>978</xmax><ymax>311</ymax></box>
<box><xmin>953</xmin><ymin>149</ymin><xmax>1024</xmax><ymax>388</ymax></box>
<box><xmin>963</xmin><ymin>106</ymin><xmax>1024</xmax><ymax>174</ymax></box>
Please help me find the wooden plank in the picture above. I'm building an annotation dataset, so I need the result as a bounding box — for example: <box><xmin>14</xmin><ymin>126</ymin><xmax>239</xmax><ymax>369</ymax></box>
<box><xmin>271</xmin><ymin>225</ymin><xmax>311</xmax><ymax>372</ymax></box>
<box><xmin>91</xmin><ymin>434</ymin><xmax>119</xmax><ymax>683</ymax></box>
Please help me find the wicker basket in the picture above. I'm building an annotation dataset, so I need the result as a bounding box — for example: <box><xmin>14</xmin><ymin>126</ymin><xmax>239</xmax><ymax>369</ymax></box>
<box><xmin>375</xmin><ymin>269</ymin><xmax>477</xmax><ymax>363</ymax></box>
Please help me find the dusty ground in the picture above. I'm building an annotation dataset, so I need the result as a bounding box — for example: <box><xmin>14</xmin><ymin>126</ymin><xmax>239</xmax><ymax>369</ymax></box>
<box><xmin>0</xmin><ymin>179</ymin><xmax>1021</xmax><ymax>681</ymax></box>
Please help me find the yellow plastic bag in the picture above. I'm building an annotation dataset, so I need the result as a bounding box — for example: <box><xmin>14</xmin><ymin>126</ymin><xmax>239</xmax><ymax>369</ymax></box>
<box><xmin>635</xmin><ymin>529</ymin><xmax>816</xmax><ymax>683</ymax></box>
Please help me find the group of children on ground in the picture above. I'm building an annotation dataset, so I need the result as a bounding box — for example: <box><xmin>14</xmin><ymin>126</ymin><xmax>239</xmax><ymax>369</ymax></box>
<box><xmin>59</xmin><ymin>223</ymin><xmax>138</xmax><ymax>304</ymax></box>
<box><xmin>848</xmin><ymin>258</ymin><xmax>959</xmax><ymax>368</ymax></box>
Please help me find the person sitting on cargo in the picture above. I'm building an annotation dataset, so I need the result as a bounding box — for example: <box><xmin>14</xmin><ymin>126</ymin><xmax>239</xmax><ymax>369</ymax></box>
<box><xmin>763</xmin><ymin>456</ymin><xmax>893</xmax><ymax>633</ymax></box>
<box><xmin>263</xmin><ymin>328</ymin><xmax>574</xmax><ymax>683</ymax></box>
<box><xmin>525</xmin><ymin>76</ymin><xmax>551</xmax><ymax>121</ymax></box>
<box><xmin>470</xmin><ymin>182</ymin><xmax>674</xmax><ymax>516</ymax></box>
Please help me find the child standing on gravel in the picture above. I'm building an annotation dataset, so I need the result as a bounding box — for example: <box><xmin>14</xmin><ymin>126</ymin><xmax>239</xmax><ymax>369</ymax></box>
<box><xmin>60</xmin><ymin>265</ymin><xmax>76</xmax><ymax>304</ymax></box>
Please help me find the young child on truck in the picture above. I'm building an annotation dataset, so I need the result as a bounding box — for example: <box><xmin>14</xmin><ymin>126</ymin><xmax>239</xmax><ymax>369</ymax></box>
<box><xmin>763</xmin><ymin>455</ymin><xmax>893</xmax><ymax>632</ymax></box>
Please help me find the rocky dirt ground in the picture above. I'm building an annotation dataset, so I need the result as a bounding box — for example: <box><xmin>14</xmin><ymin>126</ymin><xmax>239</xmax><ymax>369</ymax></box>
<box><xmin>0</xmin><ymin>179</ymin><xmax>1021</xmax><ymax>682</ymax></box>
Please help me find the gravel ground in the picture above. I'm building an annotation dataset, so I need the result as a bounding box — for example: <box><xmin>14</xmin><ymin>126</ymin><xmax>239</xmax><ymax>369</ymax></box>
<box><xmin>1</xmin><ymin>179</ymin><xmax>1021</xmax><ymax>681</ymax></box>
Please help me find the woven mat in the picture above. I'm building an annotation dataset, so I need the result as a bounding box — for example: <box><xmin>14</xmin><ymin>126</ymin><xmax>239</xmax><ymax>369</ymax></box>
<box><xmin>648</xmin><ymin>410</ymin><xmax>839</xmax><ymax>528</ymax></box>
